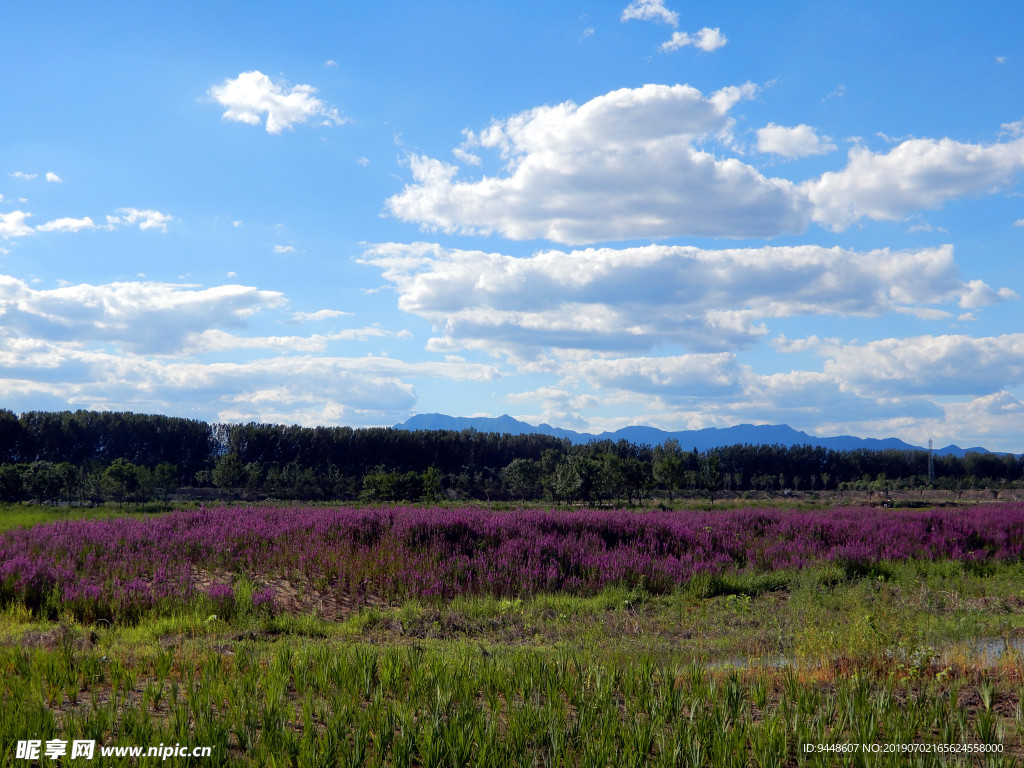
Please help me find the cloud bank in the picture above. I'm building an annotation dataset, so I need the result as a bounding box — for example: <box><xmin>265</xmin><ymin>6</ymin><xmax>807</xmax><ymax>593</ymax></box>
<box><xmin>388</xmin><ymin>84</ymin><xmax>1024</xmax><ymax>244</ymax></box>
<box><xmin>361</xmin><ymin>241</ymin><xmax>1009</xmax><ymax>356</ymax></box>
<box><xmin>0</xmin><ymin>273</ymin><xmax>496</xmax><ymax>427</ymax></box>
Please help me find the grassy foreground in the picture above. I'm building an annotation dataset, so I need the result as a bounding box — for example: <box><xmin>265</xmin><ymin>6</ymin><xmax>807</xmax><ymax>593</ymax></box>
<box><xmin>2</xmin><ymin>505</ymin><xmax>1024</xmax><ymax>766</ymax></box>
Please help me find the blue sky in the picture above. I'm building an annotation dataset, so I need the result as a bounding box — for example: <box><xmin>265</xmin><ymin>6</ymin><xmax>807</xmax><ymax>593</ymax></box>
<box><xmin>3</xmin><ymin>0</ymin><xmax>1024</xmax><ymax>450</ymax></box>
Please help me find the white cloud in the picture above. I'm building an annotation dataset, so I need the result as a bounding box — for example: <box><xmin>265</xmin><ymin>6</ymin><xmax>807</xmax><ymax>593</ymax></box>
<box><xmin>959</xmin><ymin>279</ymin><xmax>1018</xmax><ymax>309</ymax></box>
<box><xmin>45</xmin><ymin>172</ymin><xmax>63</xmax><ymax>183</ymax></box>
<box><xmin>9</xmin><ymin>172</ymin><xmax>37</xmax><ymax>180</ymax></box>
<box><xmin>757</xmin><ymin>123</ymin><xmax>836</xmax><ymax>158</ymax></box>
<box><xmin>0</xmin><ymin>275</ymin><xmax>285</xmax><ymax>354</ymax></box>
<box><xmin>36</xmin><ymin>216</ymin><xmax>96</xmax><ymax>233</ymax></box>
<box><xmin>0</xmin><ymin>340</ymin><xmax>497</xmax><ymax>428</ymax></box>
<box><xmin>208</xmin><ymin>70</ymin><xmax>346</xmax><ymax>134</ymax></box>
<box><xmin>527</xmin><ymin>340</ymin><xmax>1024</xmax><ymax>449</ymax></box>
<box><xmin>324</xmin><ymin>59</ymin><xmax>338</xmax><ymax>67</ymax></box>
<box><xmin>0</xmin><ymin>211</ymin><xmax>34</xmax><ymax>238</ymax></box>
<box><xmin>565</xmin><ymin>354</ymin><xmax>743</xmax><ymax>396</ymax></box>
<box><xmin>805</xmin><ymin>134</ymin><xmax>1024</xmax><ymax>230</ymax></box>
<box><xmin>936</xmin><ymin>392</ymin><xmax>1024</xmax><ymax>448</ymax></box>
<box><xmin>1014</xmin><ymin>218</ymin><xmax>1024</xmax><ymax>227</ymax></box>
<box><xmin>106</xmin><ymin>208</ymin><xmax>173</xmax><ymax>232</ymax></box>
<box><xmin>0</xmin><ymin>269</ymin><xmax>503</xmax><ymax>427</ymax></box>
<box><xmin>506</xmin><ymin>386</ymin><xmax>600</xmax><ymax>429</ymax></box>
<box><xmin>362</xmin><ymin>241</ymin><xmax>1009</xmax><ymax>357</ymax></box>
<box><xmin>660</xmin><ymin>27</ymin><xmax>728</xmax><ymax>52</ymax></box>
<box><xmin>387</xmin><ymin>83</ymin><xmax>807</xmax><ymax>243</ymax></box>
<box><xmin>906</xmin><ymin>219</ymin><xmax>948</xmax><ymax>234</ymax></box>
<box><xmin>183</xmin><ymin>326</ymin><xmax>398</xmax><ymax>354</ymax></box>
<box><xmin>1001</xmin><ymin>118</ymin><xmax>1024</xmax><ymax>138</ymax></box>
<box><xmin>621</xmin><ymin>0</ymin><xmax>678</xmax><ymax>26</ymax></box>
<box><xmin>291</xmin><ymin>309</ymin><xmax>351</xmax><ymax>323</ymax></box>
<box><xmin>274</xmin><ymin>245</ymin><xmax>296</xmax><ymax>254</ymax></box>
<box><xmin>821</xmin><ymin>334</ymin><xmax>1024</xmax><ymax>396</ymax></box>
<box><xmin>823</xmin><ymin>85</ymin><xmax>846</xmax><ymax>101</ymax></box>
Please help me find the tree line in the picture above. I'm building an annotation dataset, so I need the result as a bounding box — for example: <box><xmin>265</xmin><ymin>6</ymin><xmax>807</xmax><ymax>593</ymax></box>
<box><xmin>0</xmin><ymin>409</ymin><xmax>1020</xmax><ymax>505</ymax></box>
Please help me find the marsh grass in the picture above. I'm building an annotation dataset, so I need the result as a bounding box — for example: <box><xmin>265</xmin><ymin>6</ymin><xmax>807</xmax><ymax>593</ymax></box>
<box><xmin>2</xmin><ymin>563</ymin><xmax>1024</xmax><ymax>766</ymax></box>
<box><xmin>3</xmin><ymin>504</ymin><xmax>1024</xmax><ymax>765</ymax></box>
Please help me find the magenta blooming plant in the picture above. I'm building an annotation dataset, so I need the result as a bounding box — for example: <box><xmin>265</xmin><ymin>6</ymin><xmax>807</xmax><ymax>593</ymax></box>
<box><xmin>1</xmin><ymin>504</ymin><xmax>1023</xmax><ymax>622</ymax></box>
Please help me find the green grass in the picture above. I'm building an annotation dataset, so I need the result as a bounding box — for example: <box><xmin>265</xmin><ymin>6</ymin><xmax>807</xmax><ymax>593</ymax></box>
<box><xmin>0</xmin><ymin>502</ymin><xmax>181</xmax><ymax>532</ymax></box>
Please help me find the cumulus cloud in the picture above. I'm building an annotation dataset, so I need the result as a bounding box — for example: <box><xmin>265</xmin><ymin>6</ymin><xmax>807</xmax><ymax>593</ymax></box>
<box><xmin>208</xmin><ymin>71</ymin><xmax>346</xmax><ymax>134</ymax></box>
<box><xmin>389</xmin><ymin>85</ymin><xmax>1024</xmax><ymax>242</ymax></box>
<box><xmin>0</xmin><ymin>265</ymin><xmax>510</xmax><ymax>427</ymax></box>
<box><xmin>820</xmin><ymin>334</ymin><xmax>1024</xmax><ymax>396</ymax></box>
<box><xmin>621</xmin><ymin>0</ymin><xmax>678</xmax><ymax>26</ymax></box>
<box><xmin>959</xmin><ymin>280</ymin><xmax>1018</xmax><ymax>309</ymax></box>
<box><xmin>106</xmin><ymin>208</ymin><xmax>173</xmax><ymax>232</ymax></box>
<box><xmin>36</xmin><ymin>216</ymin><xmax>96</xmax><ymax>233</ymax></box>
<box><xmin>0</xmin><ymin>273</ymin><xmax>499</xmax><ymax>427</ymax></box>
<box><xmin>805</xmin><ymin>134</ymin><xmax>1024</xmax><ymax>230</ymax></box>
<box><xmin>0</xmin><ymin>211</ymin><xmax>34</xmax><ymax>239</ymax></box>
<box><xmin>660</xmin><ymin>28</ymin><xmax>728</xmax><ymax>52</ymax></box>
<box><xmin>757</xmin><ymin>123</ymin><xmax>836</xmax><ymax>158</ymax></box>
<box><xmin>936</xmin><ymin>392</ymin><xmax>1024</xmax><ymax>448</ymax></box>
<box><xmin>45</xmin><ymin>172</ymin><xmax>63</xmax><ymax>183</ymax></box>
<box><xmin>361</xmin><ymin>241</ymin><xmax>1009</xmax><ymax>356</ymax></box>
<box><xmin>387</xmin><ymin>83</ymin><xmax>807</xmax><ymax>243</ymax></box>
<box><xmin>3</xmin><ymin>209</ymin><xmax>174</xmax><ymax>238</ymax></box>
<box><xmin>0</xmin><ymin>275</ymin><xmax>286</xmax><ymax>354</ymax></box>
<box><xmin>9</xmin><ymin>172</ymin><xmax>37</xmax><ymax>180</ymax></box>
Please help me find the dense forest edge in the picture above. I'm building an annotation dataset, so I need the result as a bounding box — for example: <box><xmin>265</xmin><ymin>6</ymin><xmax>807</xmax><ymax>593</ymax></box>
<box><xmin>0</xmin><ymin>409</ymin><xmax>1021</xmax><ymax>506</ymax></box>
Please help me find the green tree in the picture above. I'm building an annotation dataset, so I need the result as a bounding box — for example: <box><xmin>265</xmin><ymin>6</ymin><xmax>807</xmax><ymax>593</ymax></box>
<box><xmin>597</xmin><ymin>453</ymin><xmax>623</xmax><ymax>506</ymax></box>
<box><xmin>212</xmin><ymin>453</ymin><xmax>246</xmax><ymax>491</ymax></box>
<box><xmin>420</xmin><ymin>466</ymin><xmax>443</xmax><ymax>502</ymax></box>
<box><xmin>23</xmin><ymin>461</ymin><xmax>63</xmax><ymax>504</ymax></box>
<box><xmin>653</xmin><ymin>438</ymin><xmax>685</xmax><ymax>502</ymax></box>
<box><xmin>153</xmin><ymin>462</ymin><xmax>179</xmax><ymax>500</ymax></box>
<box><xmin>699</xmin><ymin>452</ymin><xmax>723</xmax><ymax>502</ymax></box>
<box><xmin>502</xmin><ymin>458</ymin><xmax>541</xmax><ymax>501</ymax></box>
<box><xmin>621</xmin><ymin>457</ymin><xmax>653</xmax><ymax>506</ymax></box>
<box><xmin>360</xmin><ymin>467</ymin><xmax>398</xmax><ymax>502</ymax></box>
<box><xmin>54</xmin><ymin>462</ymin><xmax>80</xmax><ymax>503</ymax></box>
<box><xmin>103</xmin><ymin>458</ymin><xmax>142</xmax><ymax>505</ymax></box>
<box><xmin>0</xmin><ymin>464</ymin><xmax>24</xmax><ymax>502</ymax></box>
<box><xmin>243</xmin><ymin>461</ymin><xmax>265</xmax><ymax>493</ymax></box>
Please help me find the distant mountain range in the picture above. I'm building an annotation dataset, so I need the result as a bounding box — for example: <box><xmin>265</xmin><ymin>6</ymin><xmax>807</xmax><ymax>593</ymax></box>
<box><xmin>394</xmin><ymin>413</ymin><xmax>1001</xmax><ymax>457</ymax></box>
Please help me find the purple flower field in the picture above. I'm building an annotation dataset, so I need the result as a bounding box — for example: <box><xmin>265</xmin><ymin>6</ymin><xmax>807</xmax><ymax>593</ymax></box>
<box><xmin>2</xmin><ymin>503</ymin><xmax>1023</xmax><ymax>623</ymax></box>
